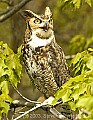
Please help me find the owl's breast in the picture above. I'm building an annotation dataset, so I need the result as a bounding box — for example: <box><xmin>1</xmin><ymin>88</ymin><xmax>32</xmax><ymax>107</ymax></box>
<box><xmin>22</xmin><ymin>44</ymin><xmax>59</xmax><ymax>98</ymax></box>
<box><xmin>22</xmin><ymin>41</ymin><xmax>70</xmax><ymax>98</ymax></box>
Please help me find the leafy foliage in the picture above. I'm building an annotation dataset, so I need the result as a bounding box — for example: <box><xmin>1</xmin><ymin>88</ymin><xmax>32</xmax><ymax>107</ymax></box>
<box><xmin>0</xmin><ymin>41</ymin><xmax>22</xmax><ymax>119</ymax></box>
<box><xmin>71</xmin><ymin>50</ymin><xmax>93</xmax><ymax>75</ymax></box>
<box><xmin>53</xmin><ymin>49</ymin><xmax>93</xmax><ymax>119</ymax></box>
<box><xmin>58</xmin><ymin>0</ymin><xmax>92</xmax><ymax>9</ymax></box>
<box><xmin>69</xmin><ymin>35</ymin><xmax>93</xmax><ymax>54</ymax></box>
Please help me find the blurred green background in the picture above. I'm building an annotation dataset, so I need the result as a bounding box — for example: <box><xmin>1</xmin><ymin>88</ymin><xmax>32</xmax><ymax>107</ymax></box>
<box><xmin>0</xmin><ymin>0</ymin><xmax>93</xmax><ymax>120</ymax></box>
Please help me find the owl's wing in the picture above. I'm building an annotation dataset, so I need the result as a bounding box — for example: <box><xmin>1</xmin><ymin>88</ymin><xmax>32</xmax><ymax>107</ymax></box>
<box><xmin>47</xmin><ymin>42</ymin><xmax>74</xmax><ymax>119</ymax></box>
<box><xmin>48</xmin><ymin>41</ymin><xmax>70</xmax><ymax>87</ymax></box>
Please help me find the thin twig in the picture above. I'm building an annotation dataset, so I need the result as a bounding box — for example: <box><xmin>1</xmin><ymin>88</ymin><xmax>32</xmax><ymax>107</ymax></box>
<box><xmin>12</xmin><ymin>100</ymin><xmax>36</xmax><ymax>108</ymax></box>
<box><xmin>13</xmin><ymin>85</ymin><xmax>41</xmax><ymax>104</ymax></box>
<box><xmin>0</xmin><ymin>0</ymin><xmax>32</xmax><ymax>22</ymax></box>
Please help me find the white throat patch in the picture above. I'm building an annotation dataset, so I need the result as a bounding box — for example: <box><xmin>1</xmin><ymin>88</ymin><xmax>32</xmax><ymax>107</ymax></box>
<box><xmin>27</xmin><ymin>31</ymin><xmax>54</xmax><ymax>49</ymax></box>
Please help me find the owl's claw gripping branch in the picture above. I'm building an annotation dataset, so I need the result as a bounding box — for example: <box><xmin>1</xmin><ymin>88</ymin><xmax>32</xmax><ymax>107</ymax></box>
<box><xmin>11</xmin><ymin>86</ymin><xmax>67</xmax><ymax>120</ymax></box>
<box><xmin>42</xmin><ymin>96</ymin><xmax>54</xmax><ymax>105</ymax></box>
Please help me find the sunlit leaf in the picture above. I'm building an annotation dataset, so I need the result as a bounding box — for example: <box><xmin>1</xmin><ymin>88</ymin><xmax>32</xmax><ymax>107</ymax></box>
<box><xmin>62</xmin><ymin>89</ymin><xmax>72</xmax><ymax>102</ymax></box>
<box><xmin>68</xmin><ymin>101</ymin><xmax>76</xmax><ymax>111</ymax></box>
<box><xmin>86</xmin><ymin>56</ymin><xmax>93</xmax><ymax>70</ymax></box>
<box><xmin>71</xmin><ymin>53</ymin><xmax>81</xmax><ymax>65</ymax></box>
<box><xmin>88</xmin><ymin>48</ymin><xmax>93</xmax><ymax>52</ymax></box>
<box><xmin>17</xmin><ymin>45</ymin><xmax>22</xmax><ymax>58</ymax></box>
<box><xmin>0</xmin><ymin>81</ymin><xmax>9</xmax><ymax>94</ymax></box>
<box><xmin>0</xmin><ymin>94</ymin><xmax>12</xmax><ymax>102</ymax></box>
<box><xmin>76</xmin><ymin>96</ymin><xmax>93</xmax><ymax>111</ymax></box>
<box><xmin>0</xmin><ymin>41</ymin><xmax>22</xmax><ymax>119</ymax></box>
<box><xmin>72</xmin><ymin>0</ymin><xmax>81</xmax><ymax>8</ymax></box>
<box><xmin>85</xmin><ymin>0</ymin><xmax>92</xmax><ymax>7</ymax></box>
<box><xmin>0</xmin><ymin>101</ymin><xmax>10</xmax><ymax>114</ymax></box>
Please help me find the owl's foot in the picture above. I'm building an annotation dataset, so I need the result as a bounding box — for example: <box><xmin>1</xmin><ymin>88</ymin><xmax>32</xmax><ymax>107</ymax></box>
<box><xmin>42</xmin><ymin>96</ymin><xmax>54</xmax><ymax>106</ymax></box>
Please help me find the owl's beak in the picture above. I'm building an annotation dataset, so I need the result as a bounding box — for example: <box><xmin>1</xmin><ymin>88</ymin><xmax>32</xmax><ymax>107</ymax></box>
<box><xmin>41</xmin><ymin>23</ymin><xmax>49</xmax><ymax>32</ymax></box>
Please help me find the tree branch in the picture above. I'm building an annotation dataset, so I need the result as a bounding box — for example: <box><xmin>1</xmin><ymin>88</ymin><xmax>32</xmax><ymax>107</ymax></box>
<box><xmin>11</xmin><ymin>100</ymin><xmax>35</xmax><ymax>108</ymax></box>
<box><xmin>12</xmin><ymin>97</ymin><xmax>68</xmax><ymax>120</ymax></box>
<box><xmin>13</xmin><ymin>101</ymin><xmax>47</xmax><ymax>120</ymax></box>
<box><xmin>0</xmin><ymin>0</ymin><xmax>32</xmax><ymax>22</ymax></box>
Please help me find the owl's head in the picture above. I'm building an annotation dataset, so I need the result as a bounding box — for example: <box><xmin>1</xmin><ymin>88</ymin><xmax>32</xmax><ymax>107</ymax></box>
<box><xmin>23</xmin><ymin>7</ymin><xmax>54</xmax><ymax>39</ymax></box>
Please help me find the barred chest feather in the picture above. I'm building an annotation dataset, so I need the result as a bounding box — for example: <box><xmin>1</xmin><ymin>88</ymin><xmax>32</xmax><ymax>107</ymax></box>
<box><xmin>22</xmin><ymin>39</ymin><xmax>70</xmax><ymax>98</ymax></box>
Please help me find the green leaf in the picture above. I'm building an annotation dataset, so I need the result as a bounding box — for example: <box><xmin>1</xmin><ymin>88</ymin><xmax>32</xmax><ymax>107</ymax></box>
<box><xmin>0</xmin><ymin>42</ymin><xmax>22</xmax><ymax>86</ymax></box>
<box><xmin>17</xmin><ymin>45</ymin><xmax>22</xmax><ymax>58</ymax></box>
<box><xmin>74</xmin><ymin>64</ymin><xmax>81</xmax><ymax>74</ymax></box>
<box><xmin>0</xmin><ymin>41</ymin><xmax>22</xmax><ymax>119</ymax></box>
<box><xmin>0</xmin><ymin>101</ymin><xmax>10</xmax><ymax>114</ymax></box>
<box><xmin>90</xmin><ymin>84</ymin><xmax>93</xmax><ymax>95</ymax></box>
<box><xmin>69</xmin><ymin>35</ymin><xmax>86</xmax><ymax>54</ymax></box>
<box><xmin>72</xmin><ymin>0</ymin><xmax>81</xmax><ymax>8</ymax></box>
<box><xmin>0</xmin><ymin>94</ymin><xmax>12</xmax><ymax>102</ymax></box>
<box><xmin>0</xmin><ymin>66</ymin><xmax>5</xmax><ymax>78</ymax></box>
<box><xmin>52</xmin><ymin>88</ymin><xmax>68</xmax><ymax>105</ymax></box>
<box><xmin>76</xmin><ymin>96</ymin><xmax>93</xmax><ymax>111</ymax></box>
<box><xmin>0</xmin><ymin>41</ymin><xmax>3</xmax><ymax>46</ymax></box>
<box><xmin>88</xmin><ymin>48</ymin><xmax>93</xmax><ymax>52</ymax></box>
<box><xmin>68</xmin><ymin>101</ymin><xmax>76</xmax><ymax>111</ymax></box>
<box><xmin>86</xmin><ymin>56</ymin><xmax>93</xmax><ymax>70</ymax></box>
<box><xmin>85</xmin><ymin>0</ymin><xmax>92</xmax><ymax>7</ymax></box>
<box><xmin>71</xmin><ymin>88</ymin><xmax>80</xmax><ymax>101</ymax></box>
<box><xmin>62</xmin><ymin>89</ymin><xmax>72</xmax><ymax>102</ymax></box>
<box><xmin>71</xmin><ymin>52</ymin><xmax>81</xmax><ymax>65</ymax></box>
<box><xmin>0</xmin><ymin>81</ymin><xmax>9</xmax><ymax>94</ymax></box>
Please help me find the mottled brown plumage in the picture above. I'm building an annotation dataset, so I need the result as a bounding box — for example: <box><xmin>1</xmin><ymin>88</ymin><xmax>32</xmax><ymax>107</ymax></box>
<box><xmin>22</xmin><ymin>39</ymin><xmax>70</xmax><ymax>98</ymax></box>
<box><xmin>22</xmin><ymin>7</ymin><xmax>74</xmax><ymax>119</ymax></box>
<box><xmin>22</xmin><ymin>7</ymin><xmax>70</xmax><ymax>98</ymax></box>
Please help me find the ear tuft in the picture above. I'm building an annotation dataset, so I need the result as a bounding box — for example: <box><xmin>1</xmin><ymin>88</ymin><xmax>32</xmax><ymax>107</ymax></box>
<box><xmin>45</xmin><ymin>7</ymin><xmax>52</xmax><ymax>17</ymax></box>
<box><xmin>21</xmin><ymin>10</ymin><xmax>34</xmax><ymax>21</ymax></box>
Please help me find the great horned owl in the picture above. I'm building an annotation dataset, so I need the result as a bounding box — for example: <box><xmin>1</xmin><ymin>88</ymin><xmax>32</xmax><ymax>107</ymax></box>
<box><xmin>22</xmin><ymin>7</ymin><xmax>70</xmax><ymax>98</ymax></box>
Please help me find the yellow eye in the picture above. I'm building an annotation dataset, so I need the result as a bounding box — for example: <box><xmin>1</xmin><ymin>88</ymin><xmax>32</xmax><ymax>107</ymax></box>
<box><xmin>49</xmin><ymin>18</ymin><xmax>53</xmax><ymax>24</ymax></box>
<box><xmin>34</xmin><ymin>18</ymin><xmax>41</xmax><ymax>24</ymax></box>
